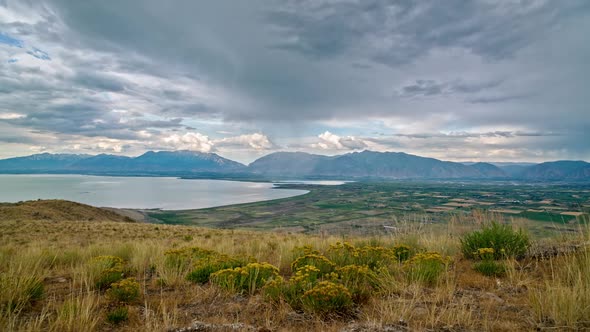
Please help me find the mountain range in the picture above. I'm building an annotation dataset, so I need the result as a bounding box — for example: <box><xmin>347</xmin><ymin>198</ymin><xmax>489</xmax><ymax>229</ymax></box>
<box><xmin>0</xmin><ymin>150</ymin><xmax>588</xmax><ymax>181</ymax></box>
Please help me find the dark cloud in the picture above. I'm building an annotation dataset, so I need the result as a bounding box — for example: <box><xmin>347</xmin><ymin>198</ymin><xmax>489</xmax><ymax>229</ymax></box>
<box><xmin>0</xmin><ymin>0</ymin><xmax>588</xmax><ymax>161</ymax></box>
<box><xmin>266</xmin><ymin>1</ymin><xmax>590</xmax><ymax>65</ymax></box>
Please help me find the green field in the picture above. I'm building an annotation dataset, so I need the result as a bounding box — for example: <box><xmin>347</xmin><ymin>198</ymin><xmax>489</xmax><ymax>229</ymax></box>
<box><xmin>146</xmin><ymin>181</ymin><xmax>590</xmax><ymax>236</ymax></box>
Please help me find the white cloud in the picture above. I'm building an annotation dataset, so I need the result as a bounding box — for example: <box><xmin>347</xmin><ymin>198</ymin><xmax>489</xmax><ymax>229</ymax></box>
<box><xmin>0</xmin><ymin>112</ymin><xmax>25</xmax><ymax>120</ymax></box>
<box><xmin>312</xmin><ymin>131</ymin><xmax>367</xmax><ymax>150</ymax></box>
<box><xmin>214</xmin><ymin>133</ymin><xmax>274</xmax><ymax>150</ymax></box>
<box><xmin>162</xmin><ymin>132</ymin><xmax>213</xmax><ymax>152</ymax></box>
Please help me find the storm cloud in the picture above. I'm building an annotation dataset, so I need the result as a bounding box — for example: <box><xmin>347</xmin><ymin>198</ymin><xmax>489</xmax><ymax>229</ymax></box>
<box><xmin>0</xmin><ymin>0</ymin><xmax>589</xmax><ymax>163</ymax></box>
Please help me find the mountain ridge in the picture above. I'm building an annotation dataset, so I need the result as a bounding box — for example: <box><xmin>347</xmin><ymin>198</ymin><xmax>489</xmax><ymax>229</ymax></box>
<box><xmin>0</xmin><ymin>150</ymin><xmax>588</xmax><ymax>181</ymax></box>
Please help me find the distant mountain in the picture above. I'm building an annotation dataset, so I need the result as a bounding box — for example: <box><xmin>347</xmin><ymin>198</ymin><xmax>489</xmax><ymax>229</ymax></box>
<box><xmin>0</xmin><ymin>150</ymin><xmax>588</xmax><ymax>181</ymax></box>
<box><xmin>0</xmin><ymin>151</ymin><xmax>245</xmax><ymax>174</ymax></box>
<box><xmin>0</xmin><ymin>153</ymin><xmax>90</xmax><ymax>172</ymax></box>
<box><xmin>128</xmin><ymin>151</ymin><xmax>245</xmax><ymax>172</ymax></box>
<box><xmin>519</xmin><ymin>161</ymin><xmax>590</xmax><ymax>181</ymax></box>
<box><xmin>249</xmin><ymin>151</ymin><xmax>506</xmax><ymax>179</ymax></box>
<box><xmin>470</xmin><ymin>162</ymin><xmax>508</xmax><ymax>178</ymax></box>
<box><xmin>69</xmin><ymin>154</ymin><xmax>133</xmax><ymax>171</ymax></box>
<box><xmin>248</xmin><ymin>152</ymin><xmax>329</xmax><ymax>176</ymax></box>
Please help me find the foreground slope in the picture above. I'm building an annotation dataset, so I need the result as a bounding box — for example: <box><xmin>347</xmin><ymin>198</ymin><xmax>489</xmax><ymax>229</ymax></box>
<box><xmin>0</xmin><ymin>200</ymin><xmax>134</xmax><ymax>222</ymax></box>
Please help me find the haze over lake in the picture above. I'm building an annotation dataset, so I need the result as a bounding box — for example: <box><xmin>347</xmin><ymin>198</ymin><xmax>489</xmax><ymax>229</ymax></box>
<box><xmin>0</xmin><ymin>175</ymin><xmax>309</xmax><ymax>210</ymax></box>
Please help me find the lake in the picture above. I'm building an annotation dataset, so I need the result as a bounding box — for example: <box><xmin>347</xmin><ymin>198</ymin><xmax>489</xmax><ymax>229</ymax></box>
<box><xmin>0</xmin><ymin>174</ymin><xmax>309</xmax><ymax>210</ymax></box>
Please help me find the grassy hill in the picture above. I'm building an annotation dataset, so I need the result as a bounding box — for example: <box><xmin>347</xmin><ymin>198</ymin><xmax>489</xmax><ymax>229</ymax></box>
<box><xmin>0</xmin><ymin>213</ymin><xmax>589</xmax><ymax>331</ymax></box>
<box><xmin>0</xmin><ymin>200</ymin><xmax>135</xmax><ymax>223</ymax></box>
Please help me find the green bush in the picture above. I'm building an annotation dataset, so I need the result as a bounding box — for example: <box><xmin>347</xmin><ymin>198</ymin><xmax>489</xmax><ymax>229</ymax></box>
<box><xmin>405</xmin><ymin>252</ymin><xmax>450</xmax><ymax>285</ymax></box>
<box><xmin>392</xmin><ymin>244</ymin><xmax>412</xmax><ymax>263</ymax></box>
<box><xmin>186</xmin><ymin>255</ymin><xmax>245</xmax><ymax>284</ymax></box>
<box><xmin>106</xmin><ymin>306</ymin><xmax>128</xmax><ymax>324</ymax></box>
<box><xmin>211</xmin><ymin>262</ymin><xmax>279</xmax><ymax>295</ymax></box>
<box><xmin>460</xmin><ymin>222</ymin><xmax>530</xmax><ymax>260</ymax></box>
<box><xmin>107</xmin><ymin>278</ymin><xmax>141</xmax><ymax>303</ymax></box>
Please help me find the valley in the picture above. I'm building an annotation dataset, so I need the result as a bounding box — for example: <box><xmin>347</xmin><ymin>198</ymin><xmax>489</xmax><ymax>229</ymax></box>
<box><xmin>147</xmin><ymin>181</ymin><xmax>590</xmax><ymax>237</ymax></box>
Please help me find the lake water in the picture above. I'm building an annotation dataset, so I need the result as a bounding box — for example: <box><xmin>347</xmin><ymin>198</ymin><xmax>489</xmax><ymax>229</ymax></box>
<box><xmin>0</xmin><ymin>174</ymin><xmax>309</xmax><ymax>210</ymax></box>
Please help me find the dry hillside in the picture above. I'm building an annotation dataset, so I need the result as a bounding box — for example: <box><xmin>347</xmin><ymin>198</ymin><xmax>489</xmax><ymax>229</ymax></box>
<box><xmin>0</xmin><ymin>199</ymin><xmax>135</xmax><ymax>223</ymax></box>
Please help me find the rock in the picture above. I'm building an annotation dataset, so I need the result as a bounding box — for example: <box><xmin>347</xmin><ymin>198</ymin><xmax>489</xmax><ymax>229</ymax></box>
<box><xmin>169</xmin><ymin>321</ymin><xmax>259</xmax><ymax>332</ymax></box>
<box><xmin>483</xmin><ymin>292</ymin><xmax>504</xmax><ymax>304</ymax></box>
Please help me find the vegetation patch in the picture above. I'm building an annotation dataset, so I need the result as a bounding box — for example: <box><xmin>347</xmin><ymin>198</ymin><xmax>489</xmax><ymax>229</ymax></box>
<box><xmin>404</xmin><ymin>251</ymin><xmax>451</xmax><ymax>285</ymax></box>
<box><xmin>211</xmin><ymin>262</ymin><xmax>279</xmax><ymax>295</ymax></box>
<box><xmin>107</xmin><ymin>278</ymin><xmax>141</xmax><ymax>303</ymax></box>
<box><xmin>460</xmin><ymin>222</ymin><xmax>530</xmax><ymax>260</ymax></box>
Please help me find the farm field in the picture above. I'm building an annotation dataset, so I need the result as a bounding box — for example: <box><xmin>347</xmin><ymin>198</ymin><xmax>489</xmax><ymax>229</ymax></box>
<box><xmin>147</xmin><ymin>181</ymin><xmax>590</xmax><ymax>237</ymax></box>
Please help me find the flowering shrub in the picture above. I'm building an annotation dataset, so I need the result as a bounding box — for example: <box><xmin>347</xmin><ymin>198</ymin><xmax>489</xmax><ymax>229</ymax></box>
<box><xmin>89</xmin><ymin>255</ymin><xmax>125</xmax><ymax>289</ymax></box>
<box><xmin>291</xmin><ymin>254</ymin><xmax>336</xmax><ymax>275</ymax></box>
<box><xmin>301</xmin><ymin>281</ymin><xmax>353</xmax><ymax>316</ymax></box>
<box><xmin>404</xmin><ymin>251</ymin><xmax>451</xmax><ymax>285</ymax></box>
<box><xmin>186</xmin><ymin>254</ymin><xmax>245</xmax><ymax>284</ymax></box>
<box><xmin>327</xmin><ymin>242</ymin><xmax>359</xmax><ymax>266</ymax></box>
<box><xmin>107</xmin><ymin>278</ymin><xmax>141</xmax><ymax>303</ymax></box>
<box><xmin>164</xmin><ymin>247</ymin><xmax>217</xmax><ymax>271</ymax></box>
<box><xmin>392</xmin><ymin>244</ymin><xmax>412</xmax><ymax>262</ymax></box>
<box><xmin>211</xmin><ymin>262</ymin><xmax>279</xmax><ymax>295</ymax></box>
<box><xmin>336</xmin><ymin>264</ymin><xmax>379</xmax><ymax>303</ymax></box>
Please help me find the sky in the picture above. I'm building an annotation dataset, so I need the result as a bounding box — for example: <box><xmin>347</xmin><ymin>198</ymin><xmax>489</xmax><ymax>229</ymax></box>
<box><xmin>0</xmin><ymin>0</ymin><xmax>589</xmax><ymax>164</ymax></box>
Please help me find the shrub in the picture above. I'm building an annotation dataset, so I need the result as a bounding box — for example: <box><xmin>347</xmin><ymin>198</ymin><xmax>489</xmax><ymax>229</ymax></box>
<box><xmin>354</xmin><ymin>246</ymin><xmax>396</xmax><ymax>270</ymax></box>
<box><xmin>186</xmin><ymin>255</ymin><xmax>245</xmax><ymax>284</ymax></box>
<box><xmin>106</xmin><ymin>306</ymin><xmax>129</xmax><ymax>324</ymax></box>
<box><xmin>404</xmin><ymin>251</ymin><xmax>450</xmax><ymax>285</ymax></box>
<box><xmin>336</xmin><ymin>264</ymin><xmax>379</xmax><ymax>303</ymax></box>
<box><xmin>392</xmin><ymin>244</ymin><xmax>412</xmax><ymax>263</ymax></box>
<box><xmin>460</xmin><ymin>222</ymin><xmax>530</xmax><ymax>260</ymax></box>
<box><xmin>164</xmin><ymin>247</ymin><xmax>217</xmax><ymax>271</ymax></box>
<box><xmin>107</xmin><ymin>278</ymin><xmax>141</xmax><ymax>303</ymax></box>
<box><xmin>89</xmin><ymin>256</ymin><xmax>125</xmax><ymax>289</ymax></box>
<box><xmin>211</xmin><ymin>262</ymin><xmax>279</xmax><ymax>295</ymax></box>
<box><xmin>327</xmin><ymin>242</ymin><xmax>358</xmax><ymax>266</ymax></box>
<box><xmin>291</xmin><ymin>264</ymin><xmax>323</xmax><ymax>289</ymax></box>
<box><xmin>301</xmin><ymin>281</ymin><xmax>353</xmax><ymax>316</ymax></box>
<box><xmin>291</xmin><ymin>254</ymin><xmax>336</xmax><ymax>275</ymax></box>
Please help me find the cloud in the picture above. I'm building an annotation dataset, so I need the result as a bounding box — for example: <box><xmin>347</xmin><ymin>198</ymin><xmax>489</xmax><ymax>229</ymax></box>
<box><xmin>162</xmin><ymin>132</ymin><xmax>213</xmax><ymax>153</ymax></box>
<box><xmin>0</xmin><ymin>1</ymin><xmax>588</xmax><ymax>162</ymax></box>
<box><xmin>0</xmin><ymin>112</ymin><xmax>25</xmax><ymax>120</ymax></box>
<box><xmin>214</xmin><ymin>133</ymin><xmax>275</xmax><ymax>150</ymax></box>
<box><xmin>312</xmin><ymin>131</ymin><xmax>367</xmax><ymax>150</ymax></box>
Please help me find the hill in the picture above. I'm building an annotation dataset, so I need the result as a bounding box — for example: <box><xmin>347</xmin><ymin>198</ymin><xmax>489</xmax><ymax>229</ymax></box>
<box><xmin>0</xmin><ymin>151</ymin><xmax>245</xmax><ymax>175</ymax></box>
<box><xmin>0</xmin><ymin>150</ymin><xmax>589</xmax><ymax>181</ymax></box>
<box><xmin>249</xmin><ymin>151</ymin><xmax>507</xmax><ymax>179</ymax></box>
<box><xmin>247</xmin><ymin>152</ymin><xmax>329</xmax><ymax>176</ymax></box>
<box><xmin>519</xmin><ymin>160</ymin><xmax>590</xmax><ymax>181</ymax></box>
<box><xmin>0</xmin><ymin>199</ymin><xmax>135</xmax><ymax>222</ymax></box>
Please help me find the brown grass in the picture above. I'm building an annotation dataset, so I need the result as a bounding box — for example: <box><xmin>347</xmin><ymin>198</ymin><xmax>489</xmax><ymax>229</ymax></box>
<box><xmin>0</xmin><ymin>209</ymin><xmax>588</xmax><ymax>331</ymax></box>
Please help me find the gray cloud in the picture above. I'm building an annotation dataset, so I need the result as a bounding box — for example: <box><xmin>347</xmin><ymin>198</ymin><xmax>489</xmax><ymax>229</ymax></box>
<box><xmin>0</xmin><ymin>0</ymin><xmax>588</xmax><ymax>161</ymax></box>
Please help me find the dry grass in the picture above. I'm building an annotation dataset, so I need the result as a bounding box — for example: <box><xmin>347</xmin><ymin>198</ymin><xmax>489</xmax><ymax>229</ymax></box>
<box><xmin>0</xmin><ymin>212</ymin><xmax>588</xmax><ymax>331</ymax></box>
<box><xmin>0</xmin><ymin>200</ymin><xmax>134</xmax><ymax>223</ymax></box>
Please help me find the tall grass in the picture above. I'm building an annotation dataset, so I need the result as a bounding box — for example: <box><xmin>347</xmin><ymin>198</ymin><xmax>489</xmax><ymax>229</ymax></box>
<box><xmin>531</xmin><ymin>248</ymin><xmax>590</xmax><ymax>329</ymax></box>
<box><xmin>0</xmin><ymin>217</ymin><xmax>588</xmax><ymax>331</ymax></box>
